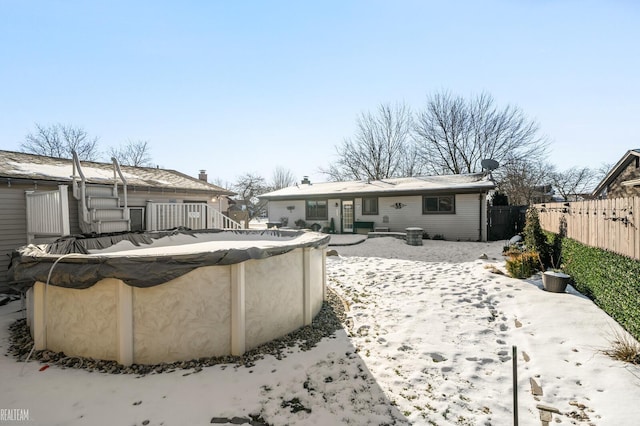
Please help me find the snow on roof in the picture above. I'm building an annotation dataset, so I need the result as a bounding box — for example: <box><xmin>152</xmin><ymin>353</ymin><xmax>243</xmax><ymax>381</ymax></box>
<box><xmin>0</xmin><ymin>150</ymin><xmax>234</xmax><ymax>194</ymax></box>
<box><xmin>261</xmin><ymin>173</ymin><xmax>495</xmax><ymax>199</ymax></box>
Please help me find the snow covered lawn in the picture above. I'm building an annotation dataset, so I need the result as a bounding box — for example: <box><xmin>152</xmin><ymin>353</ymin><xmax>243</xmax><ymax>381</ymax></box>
<box><xmin>1</xmin><ymin>237</ymin><xmax>639</xmax><ymax>425</ymax></box>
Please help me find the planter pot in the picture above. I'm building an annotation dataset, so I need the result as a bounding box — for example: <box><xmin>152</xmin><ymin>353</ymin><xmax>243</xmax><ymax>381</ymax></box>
<box><xmin>542</xmin><ymin>271</ymin><xmax>571</xmax><ymax>293</ymax></box>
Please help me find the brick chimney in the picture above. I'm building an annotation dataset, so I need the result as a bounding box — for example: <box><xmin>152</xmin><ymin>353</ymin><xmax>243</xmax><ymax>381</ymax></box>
<box><xmin>198</xmin><ymin>170</ymin><xmax>208</xmax><ymax>182</ymax></box>
<box><xmin>301</xmin><ymin>176</ymin><xmax>311</xmax><ymax>185</ymax></box>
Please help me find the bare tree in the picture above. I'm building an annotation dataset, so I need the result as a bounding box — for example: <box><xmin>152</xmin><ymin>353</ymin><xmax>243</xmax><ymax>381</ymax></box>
<box><xmin>233</xmin><ymin>173</ymin><xmax>269</xmax><ymax>220</ymax></box>
<box><xmin>321</xmin><ymin>102</ymin><xmax>416</xmax><ymax>181</ymax></box>
<box><xmin>21</xmin><ymin>123</ymin><xmax>100</xmax><ymax>160</ymax></box>
<box><xmin>212</xmin><ymin>177</ymin><xmax>234</xmax><ymax>190</ymax></box>
<box><xmin>397</xmin><ymin>142</ymin><xmax>427</xmax><ymax>178</ymax></box>
<box><xmin>498</xmin><ymin>159</ymin><xmax>556</xmax><ymax>205</ymax></box>
<box><xmin>109</xmin><ymin>140</ymin><xmax>153</xmax><ymax>167</ymax></box>
<box><xmin>414</xmin><ymin>91</ymin><xmax>549</xmax><ymax>175</ymax></box>
<box><xmin>551</xmin><ymin>167</ymin><xmax>597</xmax><ymax>201</ymax></box>
<box><xmin>596</xmin><ymin>162</ymin><xmax>614</xmax><ymax>181</ymax></box>
<box><xmin>271</xmin><ymin>166</ymin><xmax>296</xmax><ymax>190</ymax></box>
<box><xmin>319</xmin><ymin>163</ymin><xmax>354</xmax><ymax>182</ymax></box>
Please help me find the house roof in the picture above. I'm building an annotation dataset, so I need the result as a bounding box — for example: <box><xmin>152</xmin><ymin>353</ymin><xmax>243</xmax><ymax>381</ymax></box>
<box><xmin>261</xmin><ymin>173</ymin><xmax>495</xmax><ymax>200</ymax></box>
<box><xmin>0</xmin><ymin>150</ymin><xmax>235</xmax><ymax>195</ymax></box>
<box><xmin>591</xmin><ymin>149</ymin><xmax>640</xmax><ymax>197</ymax></box>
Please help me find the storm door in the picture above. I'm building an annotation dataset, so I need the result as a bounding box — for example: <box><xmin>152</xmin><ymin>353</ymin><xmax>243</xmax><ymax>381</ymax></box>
<box><xmin>342</xmin><ymin>200</ymin><xmax>354</xmax><ymax>233</ymax></box>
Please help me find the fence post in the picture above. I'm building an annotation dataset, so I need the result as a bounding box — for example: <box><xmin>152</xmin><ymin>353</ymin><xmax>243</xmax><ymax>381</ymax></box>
<box><xmin>25</xmin><ymin>191</ymin><xmax>34</xmax><ymax>244</ymax></box>
<box><xmin>58</xmin><ymin>185</ymin><xmax>70</xmax><ymax>236</ymax></box>
<box><xmin>146</xmin><ymin>201</ymin><xmax>154</xmax><ymax>231</ymax></box>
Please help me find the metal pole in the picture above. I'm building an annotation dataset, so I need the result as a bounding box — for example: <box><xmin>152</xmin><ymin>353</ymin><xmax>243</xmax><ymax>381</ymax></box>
<box><xmin>513</xmin><ymin>345</ymin><xmax>518</xmax><ymax>426</ymax></box>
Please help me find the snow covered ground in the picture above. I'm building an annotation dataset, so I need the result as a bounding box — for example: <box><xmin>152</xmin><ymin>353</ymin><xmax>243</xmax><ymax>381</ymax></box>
<box><xmin>1</xmin><ymin>237</ymin><xmax>639</xmax><ymax>425</ymax></box>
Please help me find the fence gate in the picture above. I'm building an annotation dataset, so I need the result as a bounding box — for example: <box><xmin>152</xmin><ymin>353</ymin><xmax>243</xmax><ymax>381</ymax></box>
<box><xmin>488</xmin><ymin>206</ymin><xmax>527</xmax><ymax>241</ymax></box>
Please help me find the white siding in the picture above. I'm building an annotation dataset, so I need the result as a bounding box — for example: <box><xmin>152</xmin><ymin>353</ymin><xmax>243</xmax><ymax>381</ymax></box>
<box><xmin>267</xmin><ymin>200</ymin><xmax>306</xmax><ymax>227</ymax></box>
<box><xmin>354</xmin><ymin>193</ymin><xmax>486</xmax><ymax>241</ymax></box>
<box><xmin>327</xmin><ymin>198</ymin><xmax>341</xmax><ymax>232</ymax></box>
<box><xmin>0</xmin><ymin>185</ymin><xmax>29</xmax><ymax>292</ymax></box>
<box><xmin>355</xmin><ymin>195</ymin><xmax>420</xmax><ymax>233</ymax></box>
<box><xmin>268</xmin><ymin>193</ymin><xmax>488</xmax><ymax>240</ymax></box>
<box><xmin>267</xmin><ymin>199</ymin><xmax>341</xmax><ymax>230</ymax></box>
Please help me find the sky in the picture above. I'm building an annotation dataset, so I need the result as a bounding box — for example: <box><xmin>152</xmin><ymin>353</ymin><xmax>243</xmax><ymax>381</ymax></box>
<box><xmin>1</xmin><ymin>0</ymin><xmax>639</xmax><ymax>186</ymax></box>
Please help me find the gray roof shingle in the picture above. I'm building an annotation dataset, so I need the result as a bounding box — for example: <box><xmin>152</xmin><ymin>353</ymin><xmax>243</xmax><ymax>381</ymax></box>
<box><xmin>261</xmin><ymin>173</ymin><xmax>495</xmax><ymax>200</ymax></box>
<box><xmin>0</xmin><ymin>150</ymin><xmax>234</xmax><ymax>195</ymax></box>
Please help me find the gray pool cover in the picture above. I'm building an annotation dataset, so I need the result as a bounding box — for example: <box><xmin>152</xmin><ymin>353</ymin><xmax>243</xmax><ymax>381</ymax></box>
<box><xmin>8</xmin><ymin>229</ymin><xmax>330</xmax><ymax>290</ymax></box>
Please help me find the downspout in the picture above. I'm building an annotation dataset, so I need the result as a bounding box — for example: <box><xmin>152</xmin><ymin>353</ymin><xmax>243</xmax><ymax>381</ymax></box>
<box><xmin>479</xmin><ymin>192</ymin><xmax>484</xmax><ymax>242</ymax></box>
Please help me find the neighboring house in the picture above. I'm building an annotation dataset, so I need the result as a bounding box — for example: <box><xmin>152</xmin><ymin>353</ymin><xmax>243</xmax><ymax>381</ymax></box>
<box><xmin>531</xmin><ymin>184</ymin><xmax>556</xmax><ymax>204</ymax></box>
<box><xmin>227</xmin><ymin>199</ymin><xmax>251</xmax><ymax>228</ymax></box>
<box><xmin>592</xmin><ymin>149</ymin><xmax>640</xmax><ymax>198</ymax></box>
<box><xmin>0</xmin><ymin>150</ymin><xmax>236</xmax><ymax>292</ymax></box>
<box><xmin>260</xmin><ymin>173</ymin><xmax>495</xmax><ymax>241</ymax></box>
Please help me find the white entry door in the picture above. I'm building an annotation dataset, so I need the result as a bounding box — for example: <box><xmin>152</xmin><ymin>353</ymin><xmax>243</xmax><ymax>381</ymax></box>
<box><xmin>342</xmin><ymin>200</ymin><xmax>354</xmax><ymax>233</ymax></box>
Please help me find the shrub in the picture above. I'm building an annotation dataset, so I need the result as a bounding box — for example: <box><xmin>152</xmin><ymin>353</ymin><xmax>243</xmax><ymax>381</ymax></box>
<box><xmin>505</xmin><ymin>251</ymin><xmax>541</xmax><ymax>279</ymax></box>
<box><xmin>523</xmin><ymin>207</ymin><xmax>550</xmax><ymax>267</ymax></box>
<box><xmin>603</xmin><ymin>328</ymin><xmax>640</xmax><ymax>364</ymax></box>
<box><xmin>538</xmin><ymin>231</ymin><xmax>640</xmax><ymax>342</ymax></box>
<box><xmin>548</xmin><ymin>216</ymin><xmax>567</xmax><ymax>269</ymax></box>
<box><xmin>561</xmin><ymin>237</ymin><xmax>640</xmax><ymax>341</ymax></box>
<box><xmin>432</xmin><ymin>234</ymin><xmax>445</xmax><ymax>240</ymax></box>
<box><xmin>503</xmin><ymin>245</ymin><xmax>524</xmax><ymax>257</ymax></box>
<box><xmin>294</xmin><ymin>219</ymin><xmax>307</xmax><ymax>229</ymax></box>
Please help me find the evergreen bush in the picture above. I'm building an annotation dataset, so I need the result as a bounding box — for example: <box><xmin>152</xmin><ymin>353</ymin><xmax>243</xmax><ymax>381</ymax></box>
<box><xmin>561</xmin><ymin>238</ymin><xmax>640</xmax><ymax>341</ymax></box>
<box><xmin>523</xmin><ymin>207</ymin><xmax>550</xmax><ymax>267</ymax></box>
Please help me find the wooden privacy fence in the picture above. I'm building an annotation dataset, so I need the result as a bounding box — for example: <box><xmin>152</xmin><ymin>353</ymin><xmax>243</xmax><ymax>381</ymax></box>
<box><xmin>534</xmin><ymin>196</ymin><xmax>640</xmax><ymax>261</ymax></box>
<box><xmin>487</xmin><ymin>205</ymin><xmax>527</xmax><ymax>241</ymax></box>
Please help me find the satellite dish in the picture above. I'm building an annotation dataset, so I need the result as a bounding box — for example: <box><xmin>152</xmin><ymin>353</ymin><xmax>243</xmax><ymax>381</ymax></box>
<box><xmin>481</xmin><ymin>159</ymin><xmax>499</xmax><ymax>171</ymax></box>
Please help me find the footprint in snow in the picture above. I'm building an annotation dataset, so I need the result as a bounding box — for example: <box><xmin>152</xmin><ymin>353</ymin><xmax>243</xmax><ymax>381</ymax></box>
<box><xmin>430</xmin><ymin>353</ymin><xmax>447</xmax><ymax>362</ymax></box>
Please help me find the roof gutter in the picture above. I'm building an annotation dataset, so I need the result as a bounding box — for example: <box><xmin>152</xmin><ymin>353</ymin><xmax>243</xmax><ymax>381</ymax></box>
<box><xmin>261</xmin><ymin>186</ymin><xmax>496</xmax><ymax>201</ymax></box>
<box><xmin>479</xmin><ymin>192</ymin><xmax>484</xmax><ymax>242</ymax></box>
<box><xmin>0</xmin><ymin>176</ymin><xmax>235</xmax><ymax>196</ymax></box>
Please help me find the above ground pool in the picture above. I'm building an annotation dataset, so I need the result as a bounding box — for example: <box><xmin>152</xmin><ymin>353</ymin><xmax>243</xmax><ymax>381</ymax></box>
<box><xmin>9</xmin><ymin>229</ymin><xmax>329</xmax><ymax>365</ymax></box>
